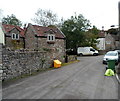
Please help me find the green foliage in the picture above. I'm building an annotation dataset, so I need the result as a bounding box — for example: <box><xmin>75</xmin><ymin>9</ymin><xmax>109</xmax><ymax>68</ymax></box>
<box><xmin>61</xmin><ymin>14</ymin><xmax>91</xmax><ymax>50</ymax></box>
<box><xmin>107</xmin><ymin>28</ymin><xmax>118</xmax><ymax>35</ymax></box>
<box><xmin>89</xmin><ymin>25</ymin><xmax>100</xmax><ymax>35</ymax></box>
<box><xmin>11</xmin><ymin>40</ymin><xmax>23</xmax><ymax>50</ymax></box>
<box><xmin>83</xmin><ymin>26</ymin><xmax>99</xmax><ymax>48</ymax></box>
<box><xmin>2</xmin><ymin>14</ymin><xmax>22</xmax><ymax>27</ymax></box>
<box><xmin>42</xmin><ymin>48</ymin><xmax>51</xmax><ymax>52</ymax></box>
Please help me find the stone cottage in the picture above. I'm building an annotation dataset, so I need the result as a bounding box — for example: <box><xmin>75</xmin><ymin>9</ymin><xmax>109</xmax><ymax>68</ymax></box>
<box><xmin>105</xmin><ymin>33</ymin><xmax>115</xmax><ymax>51</ymax></box>
<box><xmin>111</xmin><ymin>34</ymin><xmax>120</xmax><ymax>50</ymax></box>
<box><xmin>2</xmin><ymin>24</ymin><xmax>25</xmax><ymax>50</ymax></box>
<box><xmin>25</xmin><ymin>23</ymin><xmax>66</xmax><ymax>62</ymax></box>
<box><xmin>97</xmin><ymin>30</ymin><xmax>118</xmax><ymax>52</ymax></box>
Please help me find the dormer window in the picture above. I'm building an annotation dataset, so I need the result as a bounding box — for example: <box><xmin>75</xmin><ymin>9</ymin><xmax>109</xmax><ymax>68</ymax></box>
<box><xmin>12</xmin><ymin>33</ymin><xmax>19</xmax><ymax>40</ymax></box>
<box><xmin>47</xmin><ymin>34</ymin><xmax>55</xmax><ymax>43</ymax></box>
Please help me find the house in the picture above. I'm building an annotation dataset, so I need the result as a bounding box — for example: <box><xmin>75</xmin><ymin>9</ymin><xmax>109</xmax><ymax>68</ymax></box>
<box><xmin>2</xmin><ymin>24</ymin><xmax>25</xmax><ymax>50</ymax></box>
<box><xmin>25</xmin><ymin>23</ymin><xmax>66</xmax><ymax>62</ymax></box>
<box><xmin>105</xmin><ymin>33</ymin><xmax>115</xmax><ymax>51</ymax></box>
<box><xmin>0</xmin><ymin>23</ymin><xmax>5</xmax><ymax>45</ymax></box>
<box><xmin>97</xmin><ymin>31</ymin><xmax>106</xmax><ymax>51</ymax></box>
<box><xmin>111</xmin><ymin>34</ymin><xmax>120</xmax><ymax>50</ymax></box>
<box><xmin>97</xmin><ymin>30</ymin><xmax>118</xmax><ymax>52</ymax></box>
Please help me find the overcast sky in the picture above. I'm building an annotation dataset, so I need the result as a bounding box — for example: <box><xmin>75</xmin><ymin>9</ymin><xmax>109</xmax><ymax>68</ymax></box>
<box><xmin>0</xmin><ymin>0</ymin><xmax>120</xmax><ymax>30</ymax></box>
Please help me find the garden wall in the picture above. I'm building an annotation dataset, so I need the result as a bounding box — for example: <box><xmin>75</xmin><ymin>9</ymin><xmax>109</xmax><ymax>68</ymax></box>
<box><xmin>2</xmin><ymin>48</ymin><xmax>52</xmax><ymax>81</ymax></box>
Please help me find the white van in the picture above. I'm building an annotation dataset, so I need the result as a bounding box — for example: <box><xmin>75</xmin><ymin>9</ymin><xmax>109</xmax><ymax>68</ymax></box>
<box><xmin>77</xmin><ymin>47</ymin><xmax>99</xmax><ymax>56</ymax></box>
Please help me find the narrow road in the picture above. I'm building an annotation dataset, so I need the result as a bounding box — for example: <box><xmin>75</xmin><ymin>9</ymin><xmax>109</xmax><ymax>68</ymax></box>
<box><xmin>2</xmin><ymin>55</ymin><xmax>118</xmax><ymax>99</ymax></box>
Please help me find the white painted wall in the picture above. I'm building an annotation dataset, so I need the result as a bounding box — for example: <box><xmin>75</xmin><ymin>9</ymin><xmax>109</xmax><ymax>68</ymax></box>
<box><xmin>0</xmin><ymin>23</ymin><xmax>5</xmax><ymax>45</ymax></box>
<box><xmin>97</xmin><ymin>38</ymin><xmax>105</xmax><ymax>50</ymax></box>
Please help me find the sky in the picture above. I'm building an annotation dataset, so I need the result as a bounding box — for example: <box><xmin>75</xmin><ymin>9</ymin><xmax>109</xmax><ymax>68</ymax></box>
<box><xmin>0</xmin><ymin>0</ymin><xmax>120</xmax><ymax>30</ymax></box>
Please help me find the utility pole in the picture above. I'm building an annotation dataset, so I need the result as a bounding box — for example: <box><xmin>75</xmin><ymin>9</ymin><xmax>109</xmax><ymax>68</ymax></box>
<box><xmin>117</xmin><ymin>1</ymin><xmax>120</xmax><ymax>84</ymax></box>
<box><xmin>119</xmin><ymin>2</ymin><xmax>120</xmax><ymax>49</ymax></box>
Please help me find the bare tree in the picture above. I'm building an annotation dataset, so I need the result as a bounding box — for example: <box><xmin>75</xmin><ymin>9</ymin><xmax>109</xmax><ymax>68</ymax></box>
<box><xmin>32</xmin><ymin>9</ymin><xmax>58</xmax><ymax>26</ymax></box>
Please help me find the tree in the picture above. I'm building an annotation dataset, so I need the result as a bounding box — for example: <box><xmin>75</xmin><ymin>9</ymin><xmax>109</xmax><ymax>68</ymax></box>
<box><xmin>2</xmin><ymin>14</ymin><xmax>22</xmax><ymax>27</ymax></box>
<box><xmin>89</xmin><ymin>25</ymin><xmax>100</xmax><ymax>35</ymax></box>
<box><xmin>107</xmin><ymin>28</ymin><xmax>118</xmax><ymax>35</ymax></box>
<box><xmin>83</xmin><ymin>26</ymin><xmax>99</xmax><ymax>49</ymax></box>
<box><xmin>61</xmin><ymin>14</ymin><xmax>91</xmax><ymax>51</ymax></box>
<box><xmin>32</xmin><ymin>9</ymin><xmax>58</xmax><ymax>26</ymax></box>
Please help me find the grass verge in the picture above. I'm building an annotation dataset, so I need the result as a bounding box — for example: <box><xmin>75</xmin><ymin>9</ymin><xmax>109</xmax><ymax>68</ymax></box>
<box><xmin>61</xmin><ymin>60</ymin><xmax>80</xmax><ymax>66</ymax></box>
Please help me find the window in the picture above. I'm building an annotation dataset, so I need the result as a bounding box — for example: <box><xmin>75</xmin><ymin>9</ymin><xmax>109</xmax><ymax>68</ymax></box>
<box><xmin>12</xmin><ymin>33</ymin><xmax>15</xmax><ymax>39</ymax></box>
<box><xmin>47</xmin><ymin>34</ymin><xmax>55</xmax><ymax>42</ymax></box>
<box><xmin>12</xmin><ymin>33</ymin><xmax>19</xmax><ymax>40</ymax></box>
<box><xmin>90</xmin><ymin>48</ymin><xmax>95</xmax><ymax>52</ymax></box>
<box><xmin>16</xmin><ymin>34</ymin><xmax>19</xmax><ymax>39</ymax></box>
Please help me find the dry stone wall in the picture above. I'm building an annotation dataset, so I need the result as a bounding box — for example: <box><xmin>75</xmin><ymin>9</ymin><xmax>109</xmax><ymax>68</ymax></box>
<box><xmin>1</xmin><ymin>44</ymin><xmax>77</xmax><ymax>81</ymax></box>
<box><xmin>2</xmin><ymin>48</ymin><xmax>52</xmax><ymax>81</ymax></box>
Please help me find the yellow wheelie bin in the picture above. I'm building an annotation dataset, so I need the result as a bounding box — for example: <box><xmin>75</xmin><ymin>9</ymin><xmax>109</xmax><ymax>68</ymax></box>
<box><xmin>54</xmin><ymin>60</ymin><xmax>61</xmax><ymax>68</ymax></box>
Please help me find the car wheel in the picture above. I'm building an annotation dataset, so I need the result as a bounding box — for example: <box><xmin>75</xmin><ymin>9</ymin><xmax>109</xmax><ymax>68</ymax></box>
<box><xmin>93</xmin><ymin>53</ymin><xmax>98</xmax><ymax>56</ymax></box>
<box><xmin>79</xmin><ymin>53</ymin><xmax>83</xmax><ymax>56</ymax></box>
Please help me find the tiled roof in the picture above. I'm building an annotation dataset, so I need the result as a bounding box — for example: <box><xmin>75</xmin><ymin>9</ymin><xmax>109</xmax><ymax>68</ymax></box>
<box><xmin>98</xmin><ymin>31</ymin><xmax>105</xmax><ymax>38</ymax></box>
<box><xmin>32</xmin><ymin>25</ymin><xmax>65</xmax><ymax>39</ymax></box>
<box><xmin>2</xmin><ymin>24</ymin><xmax>25</xmax><ymax>37</ymax></box>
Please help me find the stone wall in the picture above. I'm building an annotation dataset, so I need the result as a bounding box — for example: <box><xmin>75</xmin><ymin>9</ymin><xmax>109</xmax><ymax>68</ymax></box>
<box><xmin>67</xmin><ymin>55</ymin><xmax>77</xmax><ymax>62</ymax></box>
<box><xmin>0</xmin><ymin>44</ymin><xmax>2</xmax><ymax>101</ymax></box>
<box><xmin>0</xmin><ymin>44</ymin><xmax>2</xmax><ymax>81</ymax></box>
<box><xmin>1</xmin><ymin>45</ymin><xmax>77</xmax><ymax>81</ymax></box>
<box><xmin>0</xmin><ymin>44</ymin><xmax>2</xmax><ymax>64</ymax></box>
<box><xmin>37</xmin><ymin>38</ymin><xmax>66</xmax><ymax>62</ymax></box>
<box><xmin>105</xmin><ymin>33</ymin><xmax>115</xmax><ymax>51</ymax></box>
<box><xmin>65</xmin><ymin>55</ymin><xmax>77</xmax><ymax>63</ymax></box>
<box><xmin>2</xmin><ymin>48</ymin><xmax>53</xmax><ymax>81</ymax></box>
<box><xmin>25</xmin><ymin>24</ymin><xmax>66</xmax><ymax>63</ymax></box>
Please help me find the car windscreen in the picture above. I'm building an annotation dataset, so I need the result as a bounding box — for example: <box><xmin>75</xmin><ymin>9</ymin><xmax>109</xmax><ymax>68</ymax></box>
<box><xmin>106</xmin><ymin>52</ymin><xmax>117</xmax><ymax>56</ymax></box>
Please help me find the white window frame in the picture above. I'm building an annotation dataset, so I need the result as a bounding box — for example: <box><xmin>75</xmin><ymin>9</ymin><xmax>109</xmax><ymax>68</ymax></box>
<box><xmin>12</xmin><ymin>33</ymin><xmax>19</xmax><ymax>40</ymax></box>
<box><xmin>47</xmin><ymin>34</ymin><xmax>55</xmax><ymax>42</ymax></box>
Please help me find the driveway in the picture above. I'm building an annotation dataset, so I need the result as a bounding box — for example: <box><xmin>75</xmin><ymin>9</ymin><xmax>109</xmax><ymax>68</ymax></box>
<box><xmin>2</xmin><ymin>55</ymin><xmax>118</xmax><ymax>99</ymax></box>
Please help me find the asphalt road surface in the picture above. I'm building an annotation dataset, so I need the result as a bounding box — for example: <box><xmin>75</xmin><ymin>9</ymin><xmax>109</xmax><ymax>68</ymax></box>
<box><xmin>2</xmin><ymin>55</ymin><xmax>119</xmax><ymax>99</ymax></box>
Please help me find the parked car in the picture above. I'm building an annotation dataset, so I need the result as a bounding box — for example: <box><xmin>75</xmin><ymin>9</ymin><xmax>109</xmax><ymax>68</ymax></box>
<box><xmin>115</xmin><ymin>50</ymin><xmax>120</xmax><ymax>55</ymax></box>
<box><xmin>77</xmin><ymin>47</ymin><xmax>99</xmax><ymax>56</ymax></box>
<box><xmin>103</xmin><ymin>51</ymin><xmax>119</xmax><ymax>65</ymax></box>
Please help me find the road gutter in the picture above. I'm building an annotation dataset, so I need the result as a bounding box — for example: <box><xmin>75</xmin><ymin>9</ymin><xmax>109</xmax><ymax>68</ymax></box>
<box><xmin>115</xmin><ymin>74</ymin><xmax>120</xmax><ymax>84</ymax></box>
